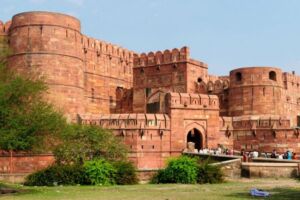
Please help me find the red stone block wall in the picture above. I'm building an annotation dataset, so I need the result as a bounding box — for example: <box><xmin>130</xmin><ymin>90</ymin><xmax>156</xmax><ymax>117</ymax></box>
<box><xmin>7</xmin><ymin>12</ymin><xmax>85</xmax><ymax>120</ymax></box>
<box><xmin>233</xmin><ymin>129</ymin><xmax>300</xmax><ymax>153</ymax></box>
<box><xmin>282</xmin><ymin>72</ymin><xmax>300</xmax><ymax>127</ymax></box>
<box><xmin>228</xmin><ymin>67</ymin><xmax>284</xmax><ymax>116</ymax></box>
<box><xmin>5</xmin><ymin>11</ymin><xmax>136</xmax><ymax>119</ymax></box>
<box><xmin>166</xmin><ymin>92</ymin><xmax>224</xmax><ymax>152</ymax></box>
<box><xmin>0</xmin><ymin>153</ymin><xmax>54</xmax><ymax>174</ymax></box>
<box><xmin>132</xmin><ymin>47</ymin><xmax>208</xmax><ymax>113</ymax></box>
<box><xmin>81</xmin><ymin>113</ymin><xmax>171</xmax><ymax>169</ymax></box>
<box><xmin>82</xmin><ymin>36</ymin><xmax>134</xmax><ymax>114</ymax></box>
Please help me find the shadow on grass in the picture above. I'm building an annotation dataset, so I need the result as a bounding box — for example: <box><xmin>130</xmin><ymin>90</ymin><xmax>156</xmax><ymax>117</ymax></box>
<box><xmin>226</xmin><ymin>187</ymin><xmax>300</xmax><ymax>200</ymax></box>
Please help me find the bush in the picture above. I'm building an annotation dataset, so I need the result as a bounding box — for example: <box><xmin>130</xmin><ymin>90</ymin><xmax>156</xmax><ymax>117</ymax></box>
<box><xmin>113</xmin><ymin>161</ymin><xmax>138</xmax><ymax>185</ymax></box>
<box><xmin>24</xmin><ymin>164</ymin><xmax>89</xmax><ymax>186</ymax></box>
<box><xmin>197</xmin><ymin>161</ymin><xmax>223</xmax><ymax>184</ymax></box>
<box><xmin>152</xmin><ymin>156</ymin><xmax>198</xmax><ymax>184</ymax></box>
<box><xmin>84</xmin><ymin>159</ymin><xmax>116</xmax><ymax>185</ymax></box>
<box><xmin>54</xmin><ymin>125</ymin><xmax>128</xmax><ymax>165</ymax></box>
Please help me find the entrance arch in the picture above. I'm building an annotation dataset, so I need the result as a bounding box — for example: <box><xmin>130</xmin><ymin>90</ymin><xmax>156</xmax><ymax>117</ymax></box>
<box><xmin>187</xmin><ymin>128</ymin><xmax>203</xmax><ymax>150</ymax></box>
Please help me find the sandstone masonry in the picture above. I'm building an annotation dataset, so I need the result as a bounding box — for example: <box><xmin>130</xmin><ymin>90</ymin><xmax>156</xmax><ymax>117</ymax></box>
<box><xmin>1</xmin><ymin>11</ymin><xmax>300</xmax><ymax>170</ymax></box>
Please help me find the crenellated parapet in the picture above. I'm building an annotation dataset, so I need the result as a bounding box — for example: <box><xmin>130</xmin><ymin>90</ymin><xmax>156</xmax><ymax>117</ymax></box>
<box><xmin>195</xmin><ymin>76</ymin><xmax>230</xmax><ymax>94</ymax></box>
<box><xmin>166</xmin><ymin>92</ymin><xmax>219</xmax><ymax>110</ymax></box>
<box><xmin>133</xmin><ymin>47</ymin><xmax>191</xmax><ymax>67</ymax></box>
<box><xmin>81</xmin><ymin>35</ymin><xmax>135</xmax><ymax>64</ymax></box>
<box><xmin>282</xmin><ymin>72</ymin><xmax>300</xmax><ymax>90</ymax></box>
<box><xmin>0</xmin><ymin>20</ymin><xmax>11</xmax><ymax>36</ymax></box>
<box><xmin>80</xmin><ymin>113</ymin><xmax>170</xmax><ymax>131</ymax></box>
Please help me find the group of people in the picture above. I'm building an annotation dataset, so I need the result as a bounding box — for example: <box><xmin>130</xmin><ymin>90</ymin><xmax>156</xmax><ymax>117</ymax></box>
<box><xmin>197</xmin><ymin>147</ymin><xmax>235</xmax><ymax>156</ymax></box>
<box><xmin>241</xmin><ymin>149</ymin><xmax>298</xmax><ymax>162</ymax></box>
<box><xmin>270</xmin><ymin>149</ymin><xmax>297</xmax><ymax>160</ymax></box>
<box><xmin>185</xmin><ymin>142</ymin><xmax>299</xmax><ymax>162</ymax></box>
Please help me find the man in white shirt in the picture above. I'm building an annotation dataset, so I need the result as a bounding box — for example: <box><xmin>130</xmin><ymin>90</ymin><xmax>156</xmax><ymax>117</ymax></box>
<box><xmin>252</xmin><ymin>150</ymin><xmax>259</xmax><ymax>158</ymax></box>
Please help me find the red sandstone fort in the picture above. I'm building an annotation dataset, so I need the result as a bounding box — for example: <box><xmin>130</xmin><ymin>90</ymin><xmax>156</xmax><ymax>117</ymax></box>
<box><xmin>1</xmin><ymin>11</ymin><xmax>300</xmax><ymax>170</ymax></box>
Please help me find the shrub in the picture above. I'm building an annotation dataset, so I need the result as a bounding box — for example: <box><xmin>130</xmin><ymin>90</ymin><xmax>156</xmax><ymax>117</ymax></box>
<box><xmin>84</xmin><ymin>159</ymin><xmax>116</xmax><ymax>185</ymax></box>
<box><xmin>152</xmin><ymin>156</ymin><xmax>198</xmax><ymax>184</ymax></box>
<box><xmin>54</xmin><ymin>125</ymin><xmax>128</xmax><ymax>165</ymax></box>
<box><xmin>197</xmin><ymin>161</ymin><xmax>223</xmax><ymax>184</ymax></box>
<box><xmin>113</xmin><ymin>161</ymin><xmax>138</xmax><ymax>185</ymax></box>
<box><xmin>24</xmin><ymin>164</ymin><xmax>89</xmax><ymax>186</ymax></box>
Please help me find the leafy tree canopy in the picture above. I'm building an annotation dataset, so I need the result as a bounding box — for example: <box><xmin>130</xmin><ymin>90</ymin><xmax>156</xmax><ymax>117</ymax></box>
<box><xmin>0</xmin><ymin>37</ymin><xmax>67</xmax><ymax>152</ymax></box>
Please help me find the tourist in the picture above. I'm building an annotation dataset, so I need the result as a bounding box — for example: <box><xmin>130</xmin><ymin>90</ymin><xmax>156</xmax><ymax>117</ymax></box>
<box><xmin>241</xmin><ymin>149</ymin><xmax>245</xmax><ymax>156</ymax></box>
<box><xmin>278</xmin><ymin>154</ymin><xmax>283</xmax><ymax>159</ymax></box>
<box><xmin>287</xmin><ymin>150</ymin><xmax>292</xmax><ymax>160</ymax></box>
<box><xmin>271</xmin><ymin>149</ymin><xmax>277</xmax><ymax>158</ymax></box>
<box><xmin>292</xmin><ymin>152</ymin><xmax>297</xmax><ymax>160</ymax></box>
<box><xmin>199</xmin><ymin>149</ymin><xmax>204</xmax><ymax>154</ymax></box>
<box><xmin>252</xmin><ymin>150</ymin><xmax>259</xmax><ymax>158</ymax></box>
<box><xmin>217</xmin><ymin>146</ymin><xmax>222</xmax><ymax>155</ymax></box>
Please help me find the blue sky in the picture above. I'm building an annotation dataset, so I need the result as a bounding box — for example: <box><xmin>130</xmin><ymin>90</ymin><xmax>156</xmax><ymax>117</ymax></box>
<box><xmin>1</xmin><ymin>0</ymin><xmax>300</xmax><ymax>75</ymax></box>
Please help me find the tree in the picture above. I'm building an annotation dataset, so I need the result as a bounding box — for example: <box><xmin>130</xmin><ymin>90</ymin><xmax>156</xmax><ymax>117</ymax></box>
<box><xmin>0</xmin><ymin>37</ymin><xmax>67</xmax><ymax>152</ymax></box>
<box><xmin>54</xmin><ymin>124</ymin><xmax>128</xmax><ymax>165</ymax></box>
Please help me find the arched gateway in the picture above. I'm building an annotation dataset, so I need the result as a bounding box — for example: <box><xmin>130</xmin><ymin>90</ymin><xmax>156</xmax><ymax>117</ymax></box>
<box><xmin>187</xmin><ymin>128</ymin><xmax>203</xmax><ymax>150</ymax></box>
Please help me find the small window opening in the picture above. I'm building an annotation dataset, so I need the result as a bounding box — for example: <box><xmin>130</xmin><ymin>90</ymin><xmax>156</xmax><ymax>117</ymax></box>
<box><xmin>145</xmin><ymin>88</ymin><xmax>152</xmax><ymax>97</ymax></box>
<box><xmin>197</xmin><ymin>77</ymin><xmax>203</xmax><ymax>83</ymax></box>
<box><xmin>269</xmin><ymin>71</ymin><xmax>277</xmax><ymax>81</ymax></box>
<box><xmin>236</xmin><ymin>72</ymin><xmax>242</xmax><ymax>82</ymax></box>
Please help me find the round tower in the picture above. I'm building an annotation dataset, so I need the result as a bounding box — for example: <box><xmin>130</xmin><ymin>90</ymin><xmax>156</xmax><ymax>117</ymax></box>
<box><xmin>228</xmin><ymin>67</ymin><xmax>283</xmax><ymax>116</ymax></box>
<box><xmin>8</xmin><ymin>11</ymin><xmax>85</xmax><ymax>120</ymax></box>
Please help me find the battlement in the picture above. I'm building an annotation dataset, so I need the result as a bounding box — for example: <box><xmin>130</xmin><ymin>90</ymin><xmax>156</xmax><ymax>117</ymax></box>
<box><xmin>0</xmin><ymin>20</ymin><xmax>11</xmax><ymax>35</ymax></box>
<box><xmin>79</xmin><ymin>113</ymin><xmax>170</xmax><ymax>130</ymax></box>
<box><xmin>166</xmin><ymin>92</ymin><xmax>219</xmax><ymax>109</ymax></box>
<box><xmin>133</xmin><ymin>46</ymin><xmax>191</xmax><ymax>67</ymax></box>
<box><xmin>81</xmin><ymin>35</ymin><xmax>135</xmax><ymax>62</ymax></box>
<box><xmin>283</xmin><ymin>72</ymin><xmax>300</xmax><ymax>85</ymax></box>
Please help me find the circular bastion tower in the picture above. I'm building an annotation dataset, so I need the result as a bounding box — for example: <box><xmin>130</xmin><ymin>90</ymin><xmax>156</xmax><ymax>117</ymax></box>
<box><xmin>8</xmin><ymin>11</ymin><xmax>85</xmax><ymax>120</ymax></box>
<box><xmin>228</xmin><ymin>67</ymin><xmax>284</xmax><ymax>116</ymax></box>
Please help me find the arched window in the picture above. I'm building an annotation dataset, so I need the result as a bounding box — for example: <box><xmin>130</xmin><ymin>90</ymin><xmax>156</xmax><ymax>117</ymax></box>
<box><xmin>269</xmin><ymin>71</ymin><xmax>277</xmax><ymax>81</ymax></box>
<box><xmin>236</xmin><ymin>72</ymin><xmax>242</xmax><ymax>82</ymax></box>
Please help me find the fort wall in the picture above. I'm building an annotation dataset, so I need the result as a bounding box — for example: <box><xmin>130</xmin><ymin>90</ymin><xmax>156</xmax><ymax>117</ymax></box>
<box><xmin>166</xmin><ymin>92</ymin><xmax>222</xmax><ymax>151</ymax></box>
<box><xmin>228</xmin><ymin>67</ymin><xmax>284</xmax><ymax>117</ymax></box>
<box><xmin>132</xmin><ymin>47</ymin><xmax>208</xmax><ymax>113</ymax></box>
<box><xmin>5</xmin><ymin>11</ymin><xmax>136</xmax><ymax>119</ymax></box>
<box><xmin>2</xmin><ymin>11</ymin><xmax>300</xmax><ymax>172</ymax></box>
<box><xmin>80</xmin><ymin>113</ymin><xmax>171</xmax><ymax>169</ymax></box>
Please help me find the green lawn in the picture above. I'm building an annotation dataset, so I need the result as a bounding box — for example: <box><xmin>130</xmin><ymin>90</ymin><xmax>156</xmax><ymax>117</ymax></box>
<box><xmin>1</xmin><ymin>178</ymin><xmax>300</xmax><ymax>200</ymax></box>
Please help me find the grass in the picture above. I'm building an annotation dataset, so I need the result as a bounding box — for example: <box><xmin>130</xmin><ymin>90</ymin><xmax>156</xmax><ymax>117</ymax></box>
<box><xmin>1</xmin><ymin>178</ymin><xmax>300</xmax><ymax>200</ymax></box>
